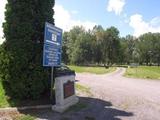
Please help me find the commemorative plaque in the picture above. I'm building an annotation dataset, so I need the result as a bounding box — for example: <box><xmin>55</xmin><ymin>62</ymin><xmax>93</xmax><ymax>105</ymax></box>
<box><xmin>63</xmin><ymin>81</ymin><xmax>75</xmax><ymax>99</ymax></box>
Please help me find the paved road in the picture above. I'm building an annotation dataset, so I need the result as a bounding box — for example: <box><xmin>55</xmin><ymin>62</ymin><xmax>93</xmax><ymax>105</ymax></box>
<box><xmin>76</xmin><ymin>68</ymin><xmax>160</xmax><ymax>120</ymax></box>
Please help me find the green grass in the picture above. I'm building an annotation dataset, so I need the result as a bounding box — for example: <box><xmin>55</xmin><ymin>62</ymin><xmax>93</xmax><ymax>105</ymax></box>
<box><xmin>0</xmin><ymin>80</ymin><xmax>10</xmax><ymax>107</ymax></box>
<box><xmin>75</xmin><ymin>83</ymin><xmax>91</xmax><ymax>95</ymax></box>
<box><xmin>124</xmin><ymin>66</ymin><xmax>160</xmax><ymax>80</ymax></box>
<box><xmin>69</xmin><ymin>65</ymin><xmax>116</xmax><ymax>74</ymax></box>
<box><xmin>14</xmin><ymin>115</ymin><xmax>35</xmax><ymax>120</ymax></box>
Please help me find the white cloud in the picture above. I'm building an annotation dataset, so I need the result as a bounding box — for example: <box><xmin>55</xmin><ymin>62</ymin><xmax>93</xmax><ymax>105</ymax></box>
<box><xmin>129</xmin><ymin>14</ymin><xmax>160</xmax><ymax>37</ymax></box>
<box><xmin>107</xmin><ymin>0</ymin><xmax>125</xmax><ymax>15</ymax></box>
<box><xmin>0</xmin><ymin>0</ymin><xmax>7</xmax><ymax>44</ymax></box>
<box><xmin>54</xmin><ymin>4</ymin><xmax>97</xmax><ymax>31</ymax></box>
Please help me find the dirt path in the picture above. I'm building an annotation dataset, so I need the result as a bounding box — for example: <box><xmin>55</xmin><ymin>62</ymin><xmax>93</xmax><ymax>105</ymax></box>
<box><xmin>76</xmin><ymin>68</ymin><xmax>160</xmax><ymax>120</ymax></box>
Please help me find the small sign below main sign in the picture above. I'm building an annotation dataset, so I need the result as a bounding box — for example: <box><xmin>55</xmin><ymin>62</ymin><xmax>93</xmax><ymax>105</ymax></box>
<box><xmin>43</xmin><ymin>22</ymin><xmax>62</xmax><ymax>67</ymax></box>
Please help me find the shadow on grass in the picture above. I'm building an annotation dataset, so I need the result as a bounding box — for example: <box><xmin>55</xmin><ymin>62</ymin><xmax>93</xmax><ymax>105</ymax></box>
<box><xmin>17</xmin><ymin>97</ymin><xmax>134</xmax><ymax>120</ymax></box>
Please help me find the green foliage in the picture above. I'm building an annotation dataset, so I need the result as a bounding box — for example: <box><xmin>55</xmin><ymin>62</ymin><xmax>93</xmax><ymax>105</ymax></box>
<box><xmin>14</xmin><ymin>115</ymin><xmax>35</xmax><ymax>120</ymax></box>
<box><xmin>102</xmin><ymin>26</ymin><xmax>120</xmax><ymax>65</ymax></box>
<box><xmin>75</xmin><ymin>83</ymin><xmax>91</xmax><ymax>95</ymax></box>
<box><xmin>0</xmin><ymin>0</ymin><xmax>55</xmax><ymax>99</ymax></box>
<box><xmin>62</xmin><ymin>24</ymin><xmax>160</xmax><ymax>66</ymax></box>
<box><xmin>62</xmin><ymin>25</ymin><xmax>121</xmax><ymax>66</ymax></box>
<box><xmin>65</xmin><ymin>26</ymin><xmax>88</xmax><ymax>65</ymax></box>
<box><xmin>137</xmin><ymin>33</ymin><xmax>160</xmax><ymax>65</ymax></box>
<box><xmin>120</xmin><ymin>35</ymin><xmax>137</xmax><ymax>64</ymax></box>
<box><xmin>62</xmin><ymin>32</ymin><xmax>69</xmax><ymax>63</ymax></box>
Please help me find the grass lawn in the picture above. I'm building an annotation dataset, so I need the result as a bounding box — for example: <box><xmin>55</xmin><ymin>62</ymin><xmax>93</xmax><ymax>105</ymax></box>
<box><xmin>124</xmin><ymin>66</ymin><xmax>160</xmax><ymax>80</ymax></box>
<box><xmin>75</xmin><ymin>83</ymin><xmax>91</xmax><ymax>95</ymax></box>
<box><xmin>14</xmin><ymin>115</ymin><xmax>35</xmax><ymax>120</ymax></box>
<box><xmin>0</xmin><ymin>80</ymin><xmax>10</xmax><ymax>107</ymax></box>
<box><xmin>69</xmin><ymin>65</ymin><xmax>116</xmax><ymax>74</ymax></box>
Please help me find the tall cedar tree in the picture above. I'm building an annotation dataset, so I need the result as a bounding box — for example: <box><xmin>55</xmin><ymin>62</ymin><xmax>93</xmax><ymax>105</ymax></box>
<box><xmin>1</xmin><ymin>0</ymin><xmax>55</xmax><ymax>99</ymax></box>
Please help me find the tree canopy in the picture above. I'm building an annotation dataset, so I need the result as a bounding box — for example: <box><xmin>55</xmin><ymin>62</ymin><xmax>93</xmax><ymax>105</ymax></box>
<box><xmin>62</xmin><ymin>26</ymin><xmax>160</xmax><ymax>66</ymax></box>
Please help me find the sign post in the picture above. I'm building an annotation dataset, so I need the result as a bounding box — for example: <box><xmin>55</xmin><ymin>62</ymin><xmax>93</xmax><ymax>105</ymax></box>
<box><xmin>43</xmin><ymin>22</ymin><xmax>62</xmax><ymax>100</ymax></box>
<box><xmin>51</xmin><ymin>67</ymin><xmax>54</xmax><ymax>99</ymax></box>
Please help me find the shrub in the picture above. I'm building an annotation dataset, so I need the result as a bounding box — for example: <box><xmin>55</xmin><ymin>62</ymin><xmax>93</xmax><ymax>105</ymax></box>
<box><xmin>0</xmin><ymin>0</ymin><xmax>55</xmax><ymax>99</ymax></box>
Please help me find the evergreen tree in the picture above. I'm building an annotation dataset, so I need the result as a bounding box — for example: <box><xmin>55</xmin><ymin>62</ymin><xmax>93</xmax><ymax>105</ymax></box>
<box><xmin>1</xmin><ymin>0</ymin><xmax>55</xmax><ymax>99</ymax></box>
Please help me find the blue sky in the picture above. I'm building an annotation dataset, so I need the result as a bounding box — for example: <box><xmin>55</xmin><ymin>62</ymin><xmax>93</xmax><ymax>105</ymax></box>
<box><xmin>0</xmin><ymin>0</ymin><xmax>160</xmax><ymax>44</ymax></box>
<box><xmin>54</xmin><ymin>0</ymin><xmax>160</xmax><ymax>37</ymax></box>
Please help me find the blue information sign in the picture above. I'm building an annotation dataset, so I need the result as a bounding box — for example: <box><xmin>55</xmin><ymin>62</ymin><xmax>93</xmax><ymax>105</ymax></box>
<box><xmin>43</xmin><ymin>22</ymin><xmax>62</xmax><ymax>66</ymax></box>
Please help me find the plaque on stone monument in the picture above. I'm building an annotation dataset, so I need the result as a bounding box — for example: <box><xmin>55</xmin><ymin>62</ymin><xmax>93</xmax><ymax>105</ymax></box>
<box><xmin>63</xmin><ymin>81</ymin><xmax>75</xmax><ymax>99</ymax></box>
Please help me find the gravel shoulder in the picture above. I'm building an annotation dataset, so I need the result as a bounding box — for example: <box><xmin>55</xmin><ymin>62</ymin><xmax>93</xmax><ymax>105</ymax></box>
<box><xmin>76</xmin><ymin>67</ymin><xmax>160</xmax><ymax>120</ymax></box>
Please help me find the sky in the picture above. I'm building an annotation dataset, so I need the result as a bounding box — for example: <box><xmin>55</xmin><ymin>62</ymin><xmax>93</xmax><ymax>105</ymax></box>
<box><xmin>0</xmin><ymin>0</ymin><xmax>160</xmax><ymax>44</ymax></box>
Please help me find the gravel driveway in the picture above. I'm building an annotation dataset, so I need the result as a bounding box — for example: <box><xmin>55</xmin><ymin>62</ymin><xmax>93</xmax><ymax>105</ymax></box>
<box><xmin>76</xmin><ymin>67</ymin><xmax>160</xmax><ymax>120</ymax></box>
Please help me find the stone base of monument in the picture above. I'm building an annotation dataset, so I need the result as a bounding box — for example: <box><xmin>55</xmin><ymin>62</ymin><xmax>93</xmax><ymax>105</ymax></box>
<box><xmin>52</xmin><ymin>96</ymin><xmax>79</xmax><ymax>113</ymax></box>
<box><xmin>52</xmin><ymin>75</ymin><xmax>79</xmax><ymax>113</ymax></box>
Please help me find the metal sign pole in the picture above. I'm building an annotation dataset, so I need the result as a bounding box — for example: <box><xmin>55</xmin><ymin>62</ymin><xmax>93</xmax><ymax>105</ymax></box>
<box><xmin>43</xmin><ymin>22</ymin><xmax>62</xmax><ymax>100</ymax></box>
<box><xmin>50</xmin><ymin>67</ymin><xmax>54</xmax><ymax>100</ymax></box>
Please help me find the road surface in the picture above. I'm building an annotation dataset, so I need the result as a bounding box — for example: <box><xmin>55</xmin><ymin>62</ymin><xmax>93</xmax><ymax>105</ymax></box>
<box><xmin>76</xmin><ymin>67</ymin><xmax>160</xmax><ymax>120</ymax></box>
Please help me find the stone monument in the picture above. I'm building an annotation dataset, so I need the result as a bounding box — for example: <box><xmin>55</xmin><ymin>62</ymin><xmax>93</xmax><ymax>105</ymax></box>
<box><xmin>52</xmin><ymin>75</ymin><xmax>79</xmax><ymax>113</ymax></box>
